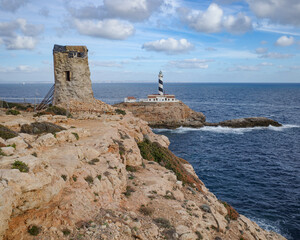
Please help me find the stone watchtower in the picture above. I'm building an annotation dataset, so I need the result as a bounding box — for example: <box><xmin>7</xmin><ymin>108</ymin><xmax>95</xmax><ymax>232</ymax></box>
<box><xmin>52</xmin><ymin>44</ymin><xmax>94</xmax><ymax>105</ymax></box>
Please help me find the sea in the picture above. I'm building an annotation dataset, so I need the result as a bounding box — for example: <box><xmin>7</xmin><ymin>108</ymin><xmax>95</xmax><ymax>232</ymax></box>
<box><xmin>0</xmin><ymin>83</ymin><xmax>299</xmax><ymax>240</ymax></box>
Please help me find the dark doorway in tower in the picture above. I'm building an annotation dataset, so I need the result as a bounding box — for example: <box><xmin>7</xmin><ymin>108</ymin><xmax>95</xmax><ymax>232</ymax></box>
<box><xmin>65</xmin><ymin>71</ymin><xmax>71</xmax><ymax>81</ymax></box>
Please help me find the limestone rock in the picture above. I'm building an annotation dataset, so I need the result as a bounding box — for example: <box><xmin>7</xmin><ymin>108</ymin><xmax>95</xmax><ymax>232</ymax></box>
<box><xmin>114</xmin><ymin>102</ymin><xmax>206</xmax><ymax>129</ymax></box>
<box><xmin>20</xmin><ymin>122</ymin><xmax>66</xmax><ymax>135</ymax></box>
<box><xmin>0</xmin><ymin>147</ymin><xmax>14</xmax><ymax>156</ymax></box>
<box><xmin>6</xmin><ymin>137</ymin><xmax>28</xmax><ymax>151</ymax></box>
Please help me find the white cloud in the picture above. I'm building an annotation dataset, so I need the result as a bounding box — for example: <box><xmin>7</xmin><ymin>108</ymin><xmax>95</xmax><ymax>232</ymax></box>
<box><xmin>259</xmin><ymin>62</ymin><xmax>273</xmax><ymax>66</ymax></box>
<box><xmin>260</xmin><ymin>52</ymin><xmax>294</xmax><ymax>59</ymax></box>
<box><xmin>0</xmin><ymin>64</ymin><xmax>37</xmax><ymax>73</ymax></box>
<box><xmin>168</xmin><ymin>58</ymin><xmax>212</xmax><ymax>69</ymax></box>
<box><xmin>223</xmin><ymin>13</ymin><xmax>252</xmax><ymax>34</ymax></box>
<box><xmin>261</xmin><ymin>40</ymin><xmax>268</xmax><ymax>44</ymax></box>
<box><xmin>69</xmin><ymin>0</ymin><xmax>163</xmax><ymax>22</ymax></box>
<box><xmin>247</xmin><ymin>0</ymin><xmax>300</xmax><ymax>26</ymax></box>
<box><xmin>6</xmin><ymin>36</ymin><xmax>37</xmax><ymax>50</ymax></box>
<box><xmin>142</xmin><ymin>38</ymin><xmax>194</xmax><ymax>54</ymax></box>
<box><xmin>228</xmin><ymin>65</ymin><xmax>259</xmax><ymax>71</ymax></box>
<box><xmin>179</xmin><ymin>3</ymin><xmax>252</xmax><ymax>34</ymax></box>
<box><xmin>255</xmin><ymin>47</ymin><xmax>268</xmax><ymax>54</ymax></box>
<box><xmin>275</xmin><ymin>36</ymin><xmax>295</xmax><ymax>46</ymax></box>
<box><xmin>0</xmin><ymin>0</ymin><xmax>29</xmax><ymax>12</ymax></box>
<box><xmin>179</xmin><ymin>4</ymin><xmax>223</xmax><ymax>33</ymax></box>
<box><xmin>73</xmin><ymin>19</ymin><xmax>134</xmax><ymax>40</ymax></box>
<box><xmin>0</xmin><ymin>19</ymin><xmax>42</xmax><ymax>50</ymax></box>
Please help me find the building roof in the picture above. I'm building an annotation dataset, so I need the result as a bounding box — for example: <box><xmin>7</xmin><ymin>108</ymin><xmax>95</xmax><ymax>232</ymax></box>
<box><xmin>53</xmin><ymin>44</ymin><xmax>88</xmax><ymax>53</ymax></box>
<box><xmin>126</xmin><ymin>96</ymin><xmax>136</xmax><ymax>99</ymax></box>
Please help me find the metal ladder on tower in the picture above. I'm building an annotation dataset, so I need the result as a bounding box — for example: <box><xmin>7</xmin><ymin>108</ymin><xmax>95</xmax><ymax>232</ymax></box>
<box><xmin>36</xmin><ymin>84</ymin><xmax>55</xmax><ymax>111</ymax></box>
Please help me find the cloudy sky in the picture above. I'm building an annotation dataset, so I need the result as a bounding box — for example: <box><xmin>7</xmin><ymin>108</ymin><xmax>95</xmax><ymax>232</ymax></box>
<box><xmin>0</xmin><ymin>0</ymin><xmax>300</xmax><ymax>83</ymax></box>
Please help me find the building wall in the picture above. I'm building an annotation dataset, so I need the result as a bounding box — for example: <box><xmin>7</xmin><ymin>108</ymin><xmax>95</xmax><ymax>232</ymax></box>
<box><xmin>53</xmin><ymin>45</ymin><xmax>94</xmax><ymax>105</ymax></box>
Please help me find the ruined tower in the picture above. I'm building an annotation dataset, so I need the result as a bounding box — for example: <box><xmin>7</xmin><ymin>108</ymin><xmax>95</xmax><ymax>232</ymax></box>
<box><xmin>52</xmin><ymin>44</ymin><xmax>94</xmax><ymax>105</ymax></box>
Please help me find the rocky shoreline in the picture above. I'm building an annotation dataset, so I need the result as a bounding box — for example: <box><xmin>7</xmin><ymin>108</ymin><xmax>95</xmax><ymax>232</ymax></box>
<box><xmin>0</xmin><ymin>102</ymin><xmax>286</xmax><ymax>240</ymax></box>
<box><xmin>114</xmin><ymin>101</ymin><xmax>282</xmax><ymax>129</ymax></box>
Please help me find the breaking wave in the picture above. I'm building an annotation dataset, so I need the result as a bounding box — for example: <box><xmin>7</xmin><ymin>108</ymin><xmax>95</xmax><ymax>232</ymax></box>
<box><xmin>154</xmin><ymin>124</ymin><xmax>300</xmax><ymax>135</ymax></box>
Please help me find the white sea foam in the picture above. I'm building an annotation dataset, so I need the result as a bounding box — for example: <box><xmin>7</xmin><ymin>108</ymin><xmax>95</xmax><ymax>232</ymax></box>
<box><xmin>249</xmin><ymin>216</ymin><xmax>290</xmax><ymax>239</ymax></box>
<box><xmin>154</xmin><ymin>124</ymin><xmax>300</xmax><ymax>135</ymax></box>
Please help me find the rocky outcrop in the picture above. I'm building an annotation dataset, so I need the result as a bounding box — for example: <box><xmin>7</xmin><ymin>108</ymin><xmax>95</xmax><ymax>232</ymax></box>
<box><xmin>114</xmin><ymin>102</ymin><xmax>206</xmax><ymax>129</ymax></box>
<box><xmin>217</xmin><ymin>117</ymin><xmax>282</xmax><ymax>128</ymax></box>
<box><xmin>0</xmin><ymin>108</ymin><xmax>286</xmax><ymax>240</ymax></box>
<box><xmin>20</xmin><ymin>122</ymin><xmax>66</xmax><ymax>134</ymax></box>
<box><xmin>115</xmin><ymin>102</ymin><xmax>282</xmax><ymax>129</ymax></box>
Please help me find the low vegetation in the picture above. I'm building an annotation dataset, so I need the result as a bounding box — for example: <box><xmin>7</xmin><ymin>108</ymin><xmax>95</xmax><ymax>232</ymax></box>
<box><xmin>12</xmin><ymin>161</ymin><xmax>29</xmax><ymax>173</ymax></box>
<box><xmin>0</xmin><ymin>124</ymin><xmax>18</xmax><ymax>140</ymax></box>
<box><xmin>123</xmin><ymin>186</ymin><xmax>135</xmax><ymax>197</ymax></box>
<box><xmin>115</xmin><ymin>109</ymin><xmax>126</xmax><ymax>115</ymax></box>
<box><xmin>88</xmin><ymin>158</ymin><xmax>99</xmax><ymax>165</ymax></box>
<box><xmin>27</xmin><ymin>225</ymin><xmax>41</xmax><ymax>236</ymax></box>
<box><xmin>0</xmin><ymin>100</ymin><xmax>30</xmax><ymax>110</ymax></box>
<box><xmin>84</xmin><ymin>175</ymin><xmax>94</xmax><ymax>184</ymax></box>
<box><xmin>221</xmin><ymin>201</ymin><xmax>239</xmax><ymax>220</ymax></box>
<box><xmin>6</xmin><ymin>109</ymin><xmax>20</xmax><ymax>115</ymax></box>
<box><xmin>34</xmin><ymin>105</ymin><xmax>71</xmax><ymax>117</ymax></box>
<box><xmin>61</xmin><ymin>175</ymin><xmax>67</xmax><ymax>181</ymax></box>
<box><xmin>139</xmin><ymin>205</ymin><xmax>154</xmax><ymax>216</ymax></box>
<box><xmin>20</xmin><ymin>122</ymin><xmax>66</xmax><ymax>135</ymax></box>
<box><xmin>153</xmin><ymin>218</ymin><xmax>172</xmax><ymax>229</ymax></box>
<box><xmin>138</xmin><ymin>138</ymin><xmax>203</xmax><ymax>192</ymax></box>
<box><xmin>72</xmin><ymin>132</ymin><xmax>79</xmax><ymax>140</ymax></box>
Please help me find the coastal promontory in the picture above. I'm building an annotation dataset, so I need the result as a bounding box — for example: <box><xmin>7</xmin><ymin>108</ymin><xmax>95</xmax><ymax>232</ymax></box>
<box><xmin>114</xmin><ymin>101</ymin><xmax>282</xmax><ymax>129</ymax></box>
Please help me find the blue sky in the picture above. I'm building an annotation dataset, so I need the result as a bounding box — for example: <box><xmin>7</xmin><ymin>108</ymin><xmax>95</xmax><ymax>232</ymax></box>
<box><xmin>0</xmin><ymin>0</ymin><xmax>300</xmax><ymax>83</ymax></box>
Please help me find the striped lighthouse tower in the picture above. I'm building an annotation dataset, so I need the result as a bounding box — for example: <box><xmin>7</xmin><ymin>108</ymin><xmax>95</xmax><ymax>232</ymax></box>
<box><xmin>158</xmin><ymin>70</ymin><xmax>164</xmax><ymax>95</ymax></box>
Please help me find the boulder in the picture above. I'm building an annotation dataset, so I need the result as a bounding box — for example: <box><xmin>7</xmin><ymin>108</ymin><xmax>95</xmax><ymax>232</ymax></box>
<box><xmin>0</xmin><ymin>147</ymin><xmax>14</xmax><ymax>156</ymax></box>
<box><xmin>20</xmin><ymin>122</ymin><xmax>66</xmax><ymax>135</ymax></box>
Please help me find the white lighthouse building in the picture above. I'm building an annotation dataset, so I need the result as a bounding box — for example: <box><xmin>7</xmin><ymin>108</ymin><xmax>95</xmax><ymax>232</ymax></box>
<box><xmin>124</xmin><ymin>71</ymin><xmax>178</xmax><ymax>103</ymax></box>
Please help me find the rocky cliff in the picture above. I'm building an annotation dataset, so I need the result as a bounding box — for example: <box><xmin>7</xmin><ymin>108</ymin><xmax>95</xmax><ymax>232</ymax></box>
<box><xmin>114</xmin><ymin>102</ymin><xmax>206</xmax><ymax>129</ymax></box>
<box><xmin>0</xmin><ymin>107</ymin><xmax>285</xmax><ymax>240</ymax></box>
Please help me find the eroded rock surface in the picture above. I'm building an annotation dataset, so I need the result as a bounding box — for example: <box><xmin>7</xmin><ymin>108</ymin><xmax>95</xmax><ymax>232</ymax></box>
<box><xmin>114</xmin><ymin>102</ymin><xmax>206</xmax><ymax>129</ymax></box>
<box><xmin>0</xmin><ymin>108</ymin><xmax>286</xmax><ymax>240</ymax></box>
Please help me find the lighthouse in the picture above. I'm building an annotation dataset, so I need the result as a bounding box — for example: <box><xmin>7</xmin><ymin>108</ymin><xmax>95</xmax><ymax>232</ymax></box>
<box><xmin>158</xmin><ymin>70</ymin><xmax>163</xmax><ymax>95</ymax></box>
<box><xmin>124</xmin><ymin>70</ymin><xmax>179</xmax><ymax>103</ymax></box>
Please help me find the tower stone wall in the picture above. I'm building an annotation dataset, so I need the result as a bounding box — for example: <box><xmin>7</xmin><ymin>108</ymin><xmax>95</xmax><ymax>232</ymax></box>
<box><xmin>53</xmin><ymin>44</ymin><xmax>94</xmax><ymax>105</ymax></box>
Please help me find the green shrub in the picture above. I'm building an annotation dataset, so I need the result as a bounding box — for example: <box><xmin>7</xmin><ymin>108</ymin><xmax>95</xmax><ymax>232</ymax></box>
<box><xmin>97</xmin><ymin>174</ymin><xmax>102</xmax><ymax>181</ymax></box>
<box><xmin>115</xmin><ymin>109</ymin><xmax>126</xmax><ymax>115</ymax></box>
<box><xmin>1</xmin><ymin>100</ymin><xmax>29</xmax><ymax>110</ymax></box>
<box><xmin>27</xmin><ymin>225</ymin><xmax>41</xmax><ymax>236</ymax></box>
<box><xmin>88</xmin><ymin>158</ymin><xmax>99</xmax><ymax>165</ymax></box>
<box><xmin>84</xmin><ymin>175</ymin><xmax>94</xmax><ymax>184</ymax></box>
<box><xmin>72</xmin><ymin>132</ymin><xmax>79</xmax><ymax>140</ymax></box>
<box><xmin>62</xmin><ymin>228</ymin><xmax>71</xmax><ymax>236</ymax></box>
<box><xmin>138</xmin><ymin>139</ymin><xmax>204</xmax><ymax>193</ymax></box>
<box><xmin>7</xmin><ymin>143</ymin><xmax>16</xmax><ymax>149</ymax></box>
<box><xmin>126</xmin><ymin>165</ymin><xmax>137</xmax><ymax>172</ymax></box>
<box><xmin>153</xmin><ymin>218</ymin><xmax>172</xmax><ymax>229</ymax></box>
<box><xmin>6</xmin><ymin>109</ymin><xmax>20</xmax><ymax>115</ymax></box>
<box><xmin>0</xmin><ymin>124</ymin><xmax>18</xmax><ymax>140</ymax></box>
<box><xmin>72</xmin><ymin>176</ymin><xmax>77</xmax><ymax>182</ymax></box>
<box><xmin>12</xmin><ymin>161</ymin><xmax>29</xmax><ymax>172</ymax></box>
<box><xmin>139</xmin><ymin>205</ymin><xmax>154</xmax><ymax>216</ymax></box>
<box><xmin>123</xmin><ymin>186</ymin><xmax>135</xmax><ymax>197</ymax></box>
